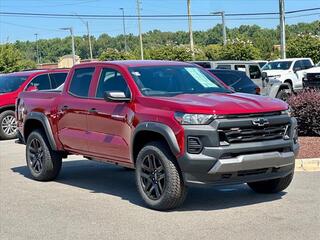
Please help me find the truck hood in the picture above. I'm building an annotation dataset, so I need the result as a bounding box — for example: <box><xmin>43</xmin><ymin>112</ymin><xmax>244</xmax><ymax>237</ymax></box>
<box><xmin>139</xmin><ymin>93</ymin><xmax>288</xmax><ymax>115</ymax></box>
<box><xmin>303</xmin><ymin>67</ymin><xmax>320</xmax><ymax>73</ymax></box>
<box><xmin>263</xmin><ymin>69</ymin><xmax>288</xmax><ymax>76</ymax></box>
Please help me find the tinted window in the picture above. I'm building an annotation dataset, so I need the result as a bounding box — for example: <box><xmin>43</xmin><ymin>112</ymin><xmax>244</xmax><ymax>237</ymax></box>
<box><xmin>263</xmin><ymin>61</ymin><xmax>292</xmax><ymax>70</ymax></box>
<box><xmin>249</xmin><ymin>65</ymin><xmax>261</xmax><ymax>79</ymax></box>
<box><xmin>50</xmin><ymin>73</ymin><xmax>68</xmax><ymax>89</ymax></box>
<box><xmin>216</xmin><ymin>64</ymin><xmax>231</xmax><ymax>70</ymax></box>
<box><xmin>96</xmin><ymin>68</ymin><xmax>130</xmax><ymax>98</ymax></box>
<box><xmin>0</xmin><ymin>75</ymin><xmax>28</xmax><ymax>93</ymax></box>
<box><xmin>28</xmin><ymin>74</ymin><xmax>51</xmax><ymax>90</ymax></box>
<box><xmin>129</xmin><ymin>66</ymin><xmax>230</xmax><ymax>97</ymax></box>
<box><xmin>211</xmin><ymin>71</ymin><xmax>254</xmax><ymax>89</ymax></box>
<box><xmin>293</xmin><ymin>61</ymin><xmax>302</xmax><ymax>71</ymax></box>
<box><xmin>69</xmin><ymin>68</ymin><xmax>95</xmax><ymax>97</ymax></box>
<box><xmin>235</xmin><ymin>65</ymin><xmax>246</xmax><ymax>72</ymax></box>
<box><xmin>302</xmin><ymin>60</ymin><xmax>313</xmax><ymax>69</ymax></box>
<box><xmin>192</xmin><ymin>62</ymin><xmax>211</xmax><ymax>68</ymax></box>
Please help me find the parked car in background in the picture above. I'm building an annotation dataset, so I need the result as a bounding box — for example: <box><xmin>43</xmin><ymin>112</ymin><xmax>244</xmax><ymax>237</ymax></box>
<box><xmin>16</xmin><ymin>60</ymin><xmax>299</xmax><ymax>210</ymax></box>
<box><xmin>262</xmin><ymin>58</ymin><xmax>314</xmax><ymax>93</ymax></box>
<box><xmin>0</xmin><ymin>69</ymin><xmax>68</xmax><ymax>140</ymax></box>
<box><xmin>252</xmin><ymin>60</ymin><xmax>268</xmax><ymax>68</ymax></box>
<box><xmin>208</xmin><ymin>69</ymin><xmax>260</xmax><ymax>95</ymax></box>
<box><xmin>302</xmin><ymin>62</ymin><xmax>320</xmax><ymax>89</ymax></box>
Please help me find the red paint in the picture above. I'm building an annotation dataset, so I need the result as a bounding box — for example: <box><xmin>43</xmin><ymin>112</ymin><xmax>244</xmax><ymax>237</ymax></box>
<box><xmin>17</xmin><ymin>61</ymin><xmax>289</xmax><ymax>165</ymax></box>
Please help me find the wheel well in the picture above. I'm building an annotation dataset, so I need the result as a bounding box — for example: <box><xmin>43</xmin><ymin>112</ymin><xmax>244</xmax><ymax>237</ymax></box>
<box><xmin>132</xmin><ymin>130</ymin><xmax>172</xmax><ymax>164</ymax></box>
<box><xmin>24</xmin><ymin>119</ymin><xmax>45</xmax><ymax>141</ymax></box>
<box><xmin>0</xmin><ymin>105</ymin><xmax>15</xmax><ymax>113</ymax></box>
<box><xmin>284</xmin><ymin>79</ymin><xmax>293</xmax><ymax>87</ymax></box>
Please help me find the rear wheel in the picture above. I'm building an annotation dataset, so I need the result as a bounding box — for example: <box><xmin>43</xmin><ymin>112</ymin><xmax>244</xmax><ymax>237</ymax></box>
<box><xmin>135</xmin><ymin>141</ymin><xmax>187</xmax><ymax>210</ymax></box>
<box><xmin>247</xmin><ymin>173</ymin><xmax>293</xmax><ymax>194</ymax></box>
<box><xmin>0</xmin><ymin>110</ymin><xmax>17</xmax><ymax>140</ymax></box>
<box><xmin>26</xmin><ymin>129</ymin><xmax>62</xmax><ymax>181</ymax></box>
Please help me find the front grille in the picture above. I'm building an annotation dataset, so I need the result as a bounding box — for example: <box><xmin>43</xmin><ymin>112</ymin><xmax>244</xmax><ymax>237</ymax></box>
<box><xmin>306</xmin><ymin>73</ymin><xmax>320</xmax><ymax>82</ymax></box>
<box><xmin>187</xmin><ymin>137</ymin><xmax>203</xmax><ymax>154</ymax></box>
<box><xmin>238</xmin><ymin>168</ymin><xmax>268</xmax><ymax>176</ymax></box>
<box><xmin>219</xmin><ymin>124</ymin><xmax>289</xmax><ymax>144</ymax></box>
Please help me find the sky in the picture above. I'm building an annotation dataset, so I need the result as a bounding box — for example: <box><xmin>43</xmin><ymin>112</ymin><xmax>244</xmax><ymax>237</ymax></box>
<box><xmin>0</xmin><ymin>0</ymin><xmax>319</xmax><ymax>43</ymax></box>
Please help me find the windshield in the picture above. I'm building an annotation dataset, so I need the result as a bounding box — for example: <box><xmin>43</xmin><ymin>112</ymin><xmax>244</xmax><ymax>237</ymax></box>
<box><xmin>129</xmin><ymin>66</ymin><xmax>231</xmax><ymax>96</ymax></box>
<box><xmin>0</xmin><ymin>75</ymin><xmax>28</xmax><ymax>93</ymax></box>
<box><xmin>262</xmin><ymin>61</ymin><xmax>292</xmax><ymax>70</ymax></box>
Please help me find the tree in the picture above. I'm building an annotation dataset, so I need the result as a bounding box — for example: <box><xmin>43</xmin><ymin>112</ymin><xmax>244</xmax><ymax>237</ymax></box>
<box><xmin>0</xmin><ymin>44</ymin><xmax>36</xmax><ymax>73</ymax></box>
<box><xmin>205</xmin><ymin>44</ymin><xmax>223</xmax><ymax>60</ymax></box>
<box><xmin>99</xmin><ymin>48</ymin><xmax>136</xmax><ymax>60</ymax></box>
<box><xmin>220</xmin><ymin>38</ymin><xmax>261</xmax><ymax>60</ymax></box>
<box><xmin>287</xmin><ymin>33</ymin><xmax>320</xmax><ymax>63</ymax></box>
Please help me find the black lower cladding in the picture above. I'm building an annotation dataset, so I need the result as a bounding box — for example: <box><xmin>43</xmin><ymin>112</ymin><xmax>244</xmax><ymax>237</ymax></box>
<box><xmin>177</xmin><ymin>114</ymin><xmax>299</xmax><ymax>185</ymax></box>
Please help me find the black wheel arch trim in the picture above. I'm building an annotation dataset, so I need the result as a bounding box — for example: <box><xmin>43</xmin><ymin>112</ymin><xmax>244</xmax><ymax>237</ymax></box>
<box><xmin>132</xmin><ymin>122</ymin><xmax>180</xmax><ymax>160</ymax></box>
<box><xmin>0</xmin><ymin>105</ymin><xmax>15</xmax><ymax>112</ymax></box>
<box><xmin>25</xmin><ymin>112</ymin><xmax>57</xmax><ymax>151</ymax></box>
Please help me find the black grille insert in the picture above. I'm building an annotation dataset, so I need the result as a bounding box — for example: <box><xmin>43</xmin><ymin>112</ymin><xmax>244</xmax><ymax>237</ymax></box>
<box><xmin>219</xmin><ymin>124</ymin><xmax>289</xmax><ymax>144</ymax></box>
<box><xmin>187</xmin><ymin>137</ymin><xmax>203</xmax><ymax>154</ymax></box>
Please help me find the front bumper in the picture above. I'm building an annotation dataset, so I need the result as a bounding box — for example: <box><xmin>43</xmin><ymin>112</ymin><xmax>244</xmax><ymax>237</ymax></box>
<box><xmin>177</xmin><ymin>115</ymin><xmax>299</xmax><ymax>186</ymax></box>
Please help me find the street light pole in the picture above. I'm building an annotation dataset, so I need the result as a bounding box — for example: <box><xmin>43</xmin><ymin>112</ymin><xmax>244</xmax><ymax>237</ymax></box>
<box><xmin>187</xmin><ymin>0</ymin><xmax>195</xmax><ymax>60</ymax></box>
<box><xmin>120</xmin><ymin>8</ymin><xmax>128</xmax><ymax>52</ymax></box>
<box><xmin>279</xmin><ymin>0</ymin><xmax>286</xmax><ymax>59</ymax></box>
<box><xmin>60</xmin><ymin>27</ymin><xmax>76</xmax><ymax>65</ymax></box>
<box><xmin>34</xmin><ymin>33</ymin><xmax>40</xmax><ymax>64</ymax></box>
<box><xmin>136</xmin><ymin>0</ymin><xmax>144</xmax><ymax>60</ymax></box>
<box><xmin>211</xmin><ymin>11</ymin><xmax>227</xmax><ymax>45</ymax></box>
<box><xmin>74</xmin><ymin>13</ymin><xmax>93</xmax><ymax>60</ymax></box>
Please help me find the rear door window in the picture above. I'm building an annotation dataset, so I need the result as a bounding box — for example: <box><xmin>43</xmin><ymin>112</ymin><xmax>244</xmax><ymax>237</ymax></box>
<box><xmin>69</xmin><ymin>68</ymin><xmax>95</xmax><ymax>97</ymax></box>
<box><xmin>216</xmin><ymin>64</ymin><xmax>231</xmax><ymax>70</ymax></box>
<box><xmin>49</xmin><ymin>72</ymin><xmax>68</xmax><ymax>89</ymax></box>
<box><xmin>27</xmin><ymin>74</ymin><xmax>51</xmax><ymax>90</ymax></box>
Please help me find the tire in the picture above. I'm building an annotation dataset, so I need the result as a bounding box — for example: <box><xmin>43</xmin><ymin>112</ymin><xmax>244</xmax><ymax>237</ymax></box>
<box><xmin>135</xmin><ymin>141</ymin><xmax>187</xmax><ymax>210</ymax></box>
<box><xmin>276</xmin><ymin>89</ymin><xmax>289</xmax><ymax>102</ymax></box>
<box><xmin>26</xmin><ymin>129</ymin><xmax>62</xmax><ymax>181</ymax></box>
<box><xmin>284</xmin><ymin>81</ymin><xmax>293</xmax><ymax>93</ymax></box>
<box><xmin>247</xmin><ymin>173</ymin><xmax>293</xmax><ymax>194</ymax></box>
<box><xmin>0</xmin><ymin>110</ymin><xmax>17</xmax><ymax>140</ymax></box>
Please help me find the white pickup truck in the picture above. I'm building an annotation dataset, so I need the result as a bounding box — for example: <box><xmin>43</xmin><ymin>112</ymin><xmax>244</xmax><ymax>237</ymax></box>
<box><xmin>262</xmin><ymin>58</ymin><xmax>314</xmax><ymax>92</ymax></box>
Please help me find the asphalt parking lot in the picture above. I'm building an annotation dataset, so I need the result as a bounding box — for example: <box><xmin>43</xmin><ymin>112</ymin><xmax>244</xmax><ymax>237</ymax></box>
<box><xmin>0</xmin><ymin>140</ymin><xmax>319</xmax><ymax>240</ymax></box>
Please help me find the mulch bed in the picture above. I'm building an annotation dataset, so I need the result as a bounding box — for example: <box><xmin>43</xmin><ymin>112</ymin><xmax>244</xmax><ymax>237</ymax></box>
<box><xmin>297</xmin><ymin>137</ymin><xmax>320</xmax><ymax>159</ymax></box>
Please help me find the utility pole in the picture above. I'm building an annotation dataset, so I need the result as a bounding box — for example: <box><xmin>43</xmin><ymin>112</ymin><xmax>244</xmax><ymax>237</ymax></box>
<box><xmin>211</xmin><ymin>11</ymin><xmax>227</xmax><ymax>45</ymax></box>
<box><xmin>60</xmin><ymin>27</ymin><xmax>76</xmax><ymax>65</ymax></box>
<box><xmin>136</xmin><ymin>0</ymin><xmax>144</xmax><ymax>60</ymax></box>
<box><xmin>120</xmin><ymin>8</ymin><xmax>128</xmax><ymax>52</ymax></box>
<box><xmin>34</xmin><ymin>33</ymin><xmax>40</xmax><ymax>64</ymax></box>
<box><xmin>187</xmin><ymin>0</ymin><xmax>195</xmax><ymax>60</ymax></box>
<box><xmin>279</xmin><ymin>0</ymin><xmax>286</xmax><ymax>59</ymax></box>
<box><xmin>74</xmin><ymin>13</ymin><xmax>93</xmax><ymax>60</ymax></box>
<box><xmin>86</xmin><ymin>21</ymin><xmax>93</xmax><ymax>60</ymax></box>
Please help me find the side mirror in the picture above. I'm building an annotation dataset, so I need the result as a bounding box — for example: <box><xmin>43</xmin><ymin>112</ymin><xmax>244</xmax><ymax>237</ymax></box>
<box><xmin>104</xmin><ymin>91</ymin><xmax>131</xmax><ymax>102</ymax></box>
<box><xmin>293</xmin><ymin>67</ymin><xmax>301</xmax><ymax>73</ymax></box>
<box><xmin>26</xmin><ymin>86</ymin><xmax>38</xmax><ymax>92</ymax></box>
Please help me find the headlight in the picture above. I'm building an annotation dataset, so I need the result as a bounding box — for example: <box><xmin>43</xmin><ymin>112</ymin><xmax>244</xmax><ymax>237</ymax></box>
<box><xmin>281</xmin><ymin>108</ymin><xmax>292</xmax><ymax>117</ymax></box>
<box><xmin>174</xmin><ymin>112</ymin><xmax>216</xmax><ymax>125</ymax></box>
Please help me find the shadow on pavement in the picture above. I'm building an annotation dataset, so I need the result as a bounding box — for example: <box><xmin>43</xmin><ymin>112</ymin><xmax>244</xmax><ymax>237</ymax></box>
<box><xmin>11</xmin><ymin>159</ymin><xmax>286</xmax><ymax>211</ymax></box>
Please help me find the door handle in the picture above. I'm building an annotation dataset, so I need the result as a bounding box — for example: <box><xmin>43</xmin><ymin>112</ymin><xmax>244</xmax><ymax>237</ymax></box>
<box><xmin>61</xmin><ymin>105</ymin><xmax>69</xmax><ymax>111</ymax></box>
<box><xmin>111</xmin><ymin>114</ymin><xmax>125</xmax><ymax>120</ymax></box>
<box><xmin>88</xmin><ymin>108</ymin><xmax>98</xmax><ymax>114</ymax></box>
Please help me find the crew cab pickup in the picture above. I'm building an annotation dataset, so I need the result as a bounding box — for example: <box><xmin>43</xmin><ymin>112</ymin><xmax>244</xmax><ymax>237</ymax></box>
<box><xmin>16</xmin><ymin>61</ymin><xmax>299</xmax><ymax>210</ymax></box>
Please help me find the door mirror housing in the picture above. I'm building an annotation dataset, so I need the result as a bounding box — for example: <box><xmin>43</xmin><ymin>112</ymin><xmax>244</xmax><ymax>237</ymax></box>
<box><xmin>293</xmin><ymin>67</ymin><xmax>301</xmax><ymax>73</ymax></box>
<box><xmin>26</xmin><ymin>86</ymin><xmax>38</xmax><ymax>92</ymax></box>
<box><xmin>104</xmin><ymin>91</ymin><xmax>131</xmax><ymax>102</ymax></box>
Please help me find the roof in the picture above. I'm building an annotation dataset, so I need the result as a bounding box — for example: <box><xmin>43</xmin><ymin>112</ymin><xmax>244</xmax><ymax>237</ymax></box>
<box><xmin>79</xmin><ymin>60</ymin><xmax>194</xmax><ymax>68</ymax></box>
<box><xmin>1</xmin><ymin>68</ymin><xmax>69</xmax><ymax>77</ymax></box>
<box><xmin>269</xmin><ymin>58</ymin><xmax>312</xmax><ymax>62</ymax></box>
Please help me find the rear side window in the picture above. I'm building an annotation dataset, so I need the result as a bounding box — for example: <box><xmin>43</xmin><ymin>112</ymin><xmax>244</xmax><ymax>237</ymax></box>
<box><xmin>235</xmin><ymin>65</ymin><xmax>246</xmax><ymax>72</ymax></box>
<box><xmin>49</xmin><ymin>73</ymin><xmax>68</xmax><ymax>89</ymax></box>
<box><xmin>249</xmin><ymin>65</ymin><xmax>261</xmax><ymax>79</ymax></box>
<box><xmin>28</xmin><ymin>74</ymin><xmax>51</xmax><ymax>90</ymax></box>
<box><xmin>216</xmin><ymin>64</ymin><xmax>231</xmax><ymax>70</ymax></box>
<box><xmin>69</xmin><ymin>68</ymin><xmax>95</xmax><ymax>97</ymax></box>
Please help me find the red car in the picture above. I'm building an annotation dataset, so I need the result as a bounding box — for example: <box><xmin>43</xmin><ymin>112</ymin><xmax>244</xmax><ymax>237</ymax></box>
<box><xmin>0</xmin><ymin>69</ymin><xmax>68</xmax><ymax>140</ymax></box>
<box><xmin>17</xmin><ymin>61</ymin><xmax>299</xmax><ymax>210</ymax></box>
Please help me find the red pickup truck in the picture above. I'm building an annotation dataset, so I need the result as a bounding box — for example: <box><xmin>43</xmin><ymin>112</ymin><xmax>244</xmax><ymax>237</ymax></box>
<box><xmin>0</xmin><ymin>69</ymin><xmax>68</xmax><ymax>140</ymax></box>
<box><xmin>17</xmin><ymin>61</ymin><xmax>299</xmax><ymax>210</ymax></box>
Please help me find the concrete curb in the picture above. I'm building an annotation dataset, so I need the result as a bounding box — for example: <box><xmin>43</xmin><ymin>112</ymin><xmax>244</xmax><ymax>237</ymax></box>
<box><xmin>295</xmin><ymin>158</ymin><xmax>320</xmax><ymax>171</ymax></box>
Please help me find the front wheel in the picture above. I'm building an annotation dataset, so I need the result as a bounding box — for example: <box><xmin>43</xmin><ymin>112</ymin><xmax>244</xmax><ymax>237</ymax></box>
<box><xmin>247</xmin><ymin>173</ymin><xmax>293</xmax><ymax>194</ymax></box>
<box><xmin>135</xmin><ymin>141</ymin><xmax>187</xmax><ymax>210</ymax></box>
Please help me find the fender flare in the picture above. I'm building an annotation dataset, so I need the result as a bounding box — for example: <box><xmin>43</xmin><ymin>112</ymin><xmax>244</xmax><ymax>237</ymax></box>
<box><xmin>25</xmin><ymin>112</ymin><xmax>57</xmax><ymax>151</ymax></box>
<box><xmin>132</xmin><ymin>122</ymin><xmax>180</xmax><ymax>159</ymax></box>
